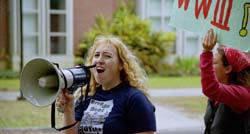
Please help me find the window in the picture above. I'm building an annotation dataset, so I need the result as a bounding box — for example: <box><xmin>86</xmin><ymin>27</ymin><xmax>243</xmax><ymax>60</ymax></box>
<box><xmin>21</xmin><ymin>0</ymin><xmax>72</xmax><ymax>56</ymax></box>
<box><xmin>147</xmin><ymin>0</ymin><xmax>175</xmax><ymax>32</ymax></box>
<box><xmin>10</xmin><ymin>0</ymin><xmax>73</xmax><ymax>70</ymax></box>
<box><xmin>136</xmin><ymin>0</ymin><xmax>202</xmax><ymax>57</ymax></box>
<box><xmin>48</xmin><ymin>0</ymin><xmax>67</xmax><ymax>55</ymax></box>
<box><xmin>22</xmin><ymin>0</ymin><xmax>39</xmax><ymax>57</ymax></box>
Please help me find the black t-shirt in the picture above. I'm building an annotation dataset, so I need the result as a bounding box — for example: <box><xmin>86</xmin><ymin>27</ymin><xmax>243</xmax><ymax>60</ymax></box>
<box><xmin>75</xmin><ymin>83</ymin><xmax>156</xmax><ymax>134</ymax></box>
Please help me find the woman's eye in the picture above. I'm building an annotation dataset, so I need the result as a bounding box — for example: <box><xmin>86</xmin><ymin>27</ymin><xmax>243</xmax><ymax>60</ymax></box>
<box><xmin>94</xmin><ymin>53</ymin><xmax>99</xmax><ymax>57</ymax></box>
<box><xmin>104</xmin><ymin>55</ymin><xmax>112</xmax><ymax>58</ymax></box>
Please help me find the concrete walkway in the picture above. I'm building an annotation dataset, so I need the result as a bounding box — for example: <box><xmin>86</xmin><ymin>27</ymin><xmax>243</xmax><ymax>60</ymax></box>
<box><xmin>149</xmin><ymin>88</ymin><xmax>205</xmax><ymax>133</ymax></box>
<box><xmin>155</xmin><ymin>104</ymin><xmax>204</xmax><ymax>133</ymax></box>
<box><xmin>149</xmin><ymin>88</ymin><xmax>203</xmax><ymax>97</ymax></box>
<box><xmin>0</xmin><ymin>89</ymin><xmax>205</xmax><ymax>133</ymax></box>
<box><xmin>0</xmin><ymin>88</ymin><xmax>203</xmax><ymax>100</ymax></box>
<box><xmin>0</xmin><ymin>91</ymin><xmax>20</xmax><ymax>101</ymax></box>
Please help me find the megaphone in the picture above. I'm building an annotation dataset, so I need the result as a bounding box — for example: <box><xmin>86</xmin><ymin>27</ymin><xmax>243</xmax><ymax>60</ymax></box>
<box><xmin>20</xmin><ymin>58</ymin><xmax>94</xmax><ymax>107</ymax></box>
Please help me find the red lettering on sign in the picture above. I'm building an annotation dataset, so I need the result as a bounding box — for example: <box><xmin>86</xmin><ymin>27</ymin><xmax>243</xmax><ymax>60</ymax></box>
<box><xmin>211</xmin><ymin>0</ymin><xmax>233</xmax><ymax>31</ymax></box>
<box><xmin>178</xmin><ymin>0</ymin><xmax>190</xmax><ymax>11</ymax></box>
<box><xmin>195</xmin><ymin>0</ymin><xmax>212</xmax><ymax>19</ymax></box>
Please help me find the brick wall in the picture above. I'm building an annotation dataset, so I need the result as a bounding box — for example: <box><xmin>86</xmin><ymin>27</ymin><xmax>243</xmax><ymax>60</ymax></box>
<box><xmin>0</xmin><ymin>0</ymin><xmax>9</xmax><ymax>53</ymax></box>
<box><xmin>73</xmin><ymin>0</ymin><xmax>119</xmax><ymax>53</ymax></box>
<box><xmin>0</xmin><ymin>0</ymin><xmax>9</xmax><ymax>69</ymax></box>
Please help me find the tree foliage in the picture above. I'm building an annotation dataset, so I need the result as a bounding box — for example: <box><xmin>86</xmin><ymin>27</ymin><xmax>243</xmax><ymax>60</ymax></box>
<box><xmin>75</xmin><ymin>1</ymin><xmax>175</xmax><ymax>74</ymax></box>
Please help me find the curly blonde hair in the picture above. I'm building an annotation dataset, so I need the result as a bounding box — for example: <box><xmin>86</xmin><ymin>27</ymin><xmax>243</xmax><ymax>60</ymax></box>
<box><xmin>74</xmin><ymin>35</ymin><xmax>149</xmax><ymax>99</ymax></box>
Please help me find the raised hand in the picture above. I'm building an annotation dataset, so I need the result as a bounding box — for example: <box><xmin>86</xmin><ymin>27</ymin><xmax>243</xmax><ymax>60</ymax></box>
<box><xmin>202</xmin><ymin>28</ymin><xmax>217</xmax><ymax>52</ymax></box>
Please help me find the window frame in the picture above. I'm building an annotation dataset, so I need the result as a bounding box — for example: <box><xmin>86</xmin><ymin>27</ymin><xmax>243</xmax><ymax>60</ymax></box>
<box><xmin>10</xmin><ymin>0</ymin><xmax>74</xmax><ymax>71</ymax></box>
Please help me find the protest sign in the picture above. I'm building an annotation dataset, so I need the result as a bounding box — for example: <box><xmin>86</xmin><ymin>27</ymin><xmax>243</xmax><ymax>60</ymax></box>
<box><xmin>170</xmin><ymin>0</ymin><xmax>250</xmax><ymax>52</ymax></box>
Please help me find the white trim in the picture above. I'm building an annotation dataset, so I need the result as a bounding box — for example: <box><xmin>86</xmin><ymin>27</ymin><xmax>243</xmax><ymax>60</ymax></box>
<box><xmin>136</xmin><ymin>0</ymin><xmax>146</xmax><ymax>19</ymax></box>
<box><xmin>67</xmin><ymin>0</ymin><xmax>73</xmax><ymax>56</ymax></box>
<box><xmin>9</xmin><ymin>0</ymin><xmax>18</xmax><ymax>56</ymax></box>
<box><xmin>145</xmin><ymin>0</ymin><xmax>149</xmax><ymax>18</ymax></box>
<box><xmin>10</xmin><ymin>0</ymin><xmax>22</xmax><ymax>71</ymax></box>
<box><xmin>40</xmin><ymin>0</ymin><xmax>46</xmax><ymax>55</ymax></box>
<box><xmin>49</xmin><ymin>33</ymin><xmax>67</xmax><ymax>36</ymax></box>
<box><xmin>37</xmin><ymin>0</ymin><xmax>42</xmax><ymax>55</ymax></box>
<box><xmin>45</xmin><ymin>0</ymin><xmax>74</xmax><ymax>66</ymax></box>
<box><xmin>10</xmin><ymin>0</ymin><xmax>74</xmax><ymax>71</ymax></box>
<box><xmin>46</xmin><ymin>0</ymin><xmax>50</xmax><ymax>55</ymax></box>
<box><xmin>160</xmin><ymin>0</ymin><xmax>164</xmax><ymax>29</ymax></box>
<box><xmin>49</xmin><ymin>10</ymin><xmax>66</xmax><ymax>14</ymax></box>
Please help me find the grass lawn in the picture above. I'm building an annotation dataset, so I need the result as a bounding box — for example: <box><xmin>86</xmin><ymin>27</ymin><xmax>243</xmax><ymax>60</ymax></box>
<box><xmin>0</xmin><ymin>76</ymin><xmax>201</xmax><ymax>91</ymax></box>
<box><xmin>151</xmin><ymin>96</ymin><xmax>207</xmax><ymax>116</ymax></box>
<box><xmin>0</xmin><ymin>96</ymin><xmax>208</xmax><ymax>128</ymax></box>
<box><xmin>0</xmin><ymin>79</ymin><xmax>19</xmax><ymax>91</ymax></box>
<box><xmin>0</xmin><ymin>76</ymin><xmax>204</xmax><ymax>128</ymax></box>
<box><xmin>0</xmin><ymin>101</ymin><xmax>64</xmax><ymax>128</ymax></box>
<box><xmin>148</xmin><ymin>76</ymin><xmax>201</xmax><ymax>88</ymax></box>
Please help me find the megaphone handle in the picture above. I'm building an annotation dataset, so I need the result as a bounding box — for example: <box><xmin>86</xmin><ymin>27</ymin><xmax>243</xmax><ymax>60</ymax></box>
<box><xmin>56</xmin><ymin>91</ymin><xmax>72</xmax><ymax>113</ymax></box>
<box><xmin>51</xmin><ymin>102</ymin><xmax>78</xmax><ymax>131</ymax></box>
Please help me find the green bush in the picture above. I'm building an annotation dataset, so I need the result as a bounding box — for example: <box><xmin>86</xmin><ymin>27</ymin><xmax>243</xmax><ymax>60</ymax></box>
<box><xmin>0</xmin><ymin>70</ymin><xmax>19</xmax><ymax>79</ymax></box>
<box><xmin>173</xmin><ymin>57</ymin><xmax>200</xmax><ymax>76</ymax></box>
<box><xmin>158</xmin><ymin>63</ymin><xmax>183</xmax><ymax>77</ymax></box>
<box><xmin>75</xmin><ymin>1</ymin><xmax>176</xmax><ymax>74</ymax></box>
<box><xmin>154</xmin><ymin>56</ymin><xmax>200</xmax><ymax>77</ymax></box>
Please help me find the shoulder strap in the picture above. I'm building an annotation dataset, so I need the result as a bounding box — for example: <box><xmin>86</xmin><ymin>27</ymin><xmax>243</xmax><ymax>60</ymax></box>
<box><xmin>51</xmin><ymin>102</ymin><xmax>78</xmax><ymax>131</ymax></box>
<box><xmin>51</xmin><ymin>77</ymin><xmax>91</xmax><ymax>131</ymax></box>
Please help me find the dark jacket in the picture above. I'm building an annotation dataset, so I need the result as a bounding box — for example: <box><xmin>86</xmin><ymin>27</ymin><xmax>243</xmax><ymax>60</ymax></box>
<box><xmin>204</xmin><ymin>100</ymin><xmax>250</xmax><ymax>134</ymax></box>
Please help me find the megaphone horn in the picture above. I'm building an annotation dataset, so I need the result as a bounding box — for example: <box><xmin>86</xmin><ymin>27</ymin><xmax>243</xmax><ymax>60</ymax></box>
<box><xmin>20</xmin><ymin>58</ymin><xmax>94</xmax><ymax>107</ymax></box>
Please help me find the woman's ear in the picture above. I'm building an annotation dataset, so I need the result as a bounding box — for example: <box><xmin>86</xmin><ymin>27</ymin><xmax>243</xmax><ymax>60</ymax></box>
<box><xmin>119</xmin><ymin>63</ymin><xmax>123</xmax><ymax>71</ymax></box>
<box><xmin>225</xmin><ymin>65</ymin><xmax>233</xmax><ymax>74</ymax></box>
<box><xmin>119</xmin><ymin>66</ymin><xmax>123</xmax><ymax>71</ymax></box>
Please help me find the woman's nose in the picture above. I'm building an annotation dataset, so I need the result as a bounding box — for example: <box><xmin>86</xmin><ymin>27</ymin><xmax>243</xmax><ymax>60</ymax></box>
<box><xmin>95</xmin><ymin>55</ymin><xmax>104</xmax><ymax>63</ymax></box>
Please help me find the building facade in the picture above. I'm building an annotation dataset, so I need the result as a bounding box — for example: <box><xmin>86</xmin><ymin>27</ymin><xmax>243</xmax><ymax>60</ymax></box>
<box><xmin>136</xmin><ymin>0</ymin><xmax>202</xmax><ymax>58</ymax></box>
<box><xmin>2</xmin><ymin>0</ymin><xmax>201</xmax><ymax>71</ymax></box>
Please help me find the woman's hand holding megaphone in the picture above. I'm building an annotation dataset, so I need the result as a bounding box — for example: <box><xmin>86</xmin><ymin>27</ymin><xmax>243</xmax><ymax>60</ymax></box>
<box><xmin>55</xmin><ymin>89</ymin><xmax>75</xmax><ymax>113</ymax></box>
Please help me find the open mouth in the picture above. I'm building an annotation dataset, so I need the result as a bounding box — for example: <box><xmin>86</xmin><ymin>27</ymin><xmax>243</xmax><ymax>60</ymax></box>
<box><xmin>96</xmin><ymin>67</ymin><xmax>105</xmax><ymax>73</ymax></box>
